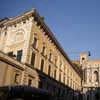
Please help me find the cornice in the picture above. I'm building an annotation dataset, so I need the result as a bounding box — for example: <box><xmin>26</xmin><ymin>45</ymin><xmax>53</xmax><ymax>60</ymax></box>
<box><xmin>1</xmin><ymin>8</ymin><xmax>36</xmax><ymax>26</ymax></box>
<box><xmin>0</xmin><ymin>51</ymin><xmax>24</xmax><ymax>70</ymax></box>
<box><xmin>34</xmin><ymin>11</ymin><xmax>80</xmax><ymax>76</ymax></box>
<box><xmin>0</xmin><ymin>8</ymin><xmax>81</xmax><ymax>76</ymax></box>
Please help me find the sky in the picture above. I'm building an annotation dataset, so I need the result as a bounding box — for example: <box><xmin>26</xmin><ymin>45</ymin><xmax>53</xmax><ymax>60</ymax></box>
<box><xmin>0</xmin><ymin>0</ymin><xmax>100</xmax><ymax>60</ymax></box>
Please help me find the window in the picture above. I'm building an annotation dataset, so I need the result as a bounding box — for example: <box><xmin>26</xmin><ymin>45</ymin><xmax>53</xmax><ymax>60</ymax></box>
<box><xmin>48</xmin><ymin>65</ymin><xmax>51</xmax><ymax>76</ymax></box>
<box><xmin>8</xmin><ymin>51</ymin><xmax>13</xmax><ymax>57</ymax></box>
<box><xmin>38</xmin><ymin>81</ymin><xmax>43</xmax><ymax>89</ymax></box>
<box><xmin>63</xmin><ymin>76</ymin><xmax>65</xmax><ymax>84</ymax></box>
<box><xmin>31</xmin><ymin>52</ymin><xmax>36</xmax><ymax>67</ymax></box>
<box><xmin>59</xmin><ymin>72</ymin><xmax>61</xmax><ymax>82</ymax></box>
<box><xmin>54</xmin><ymin>69</ymin><xmax>56</xmax><ymax>79</ymax></box>
<box><xmin>42</xmin><ymin>45</ymin><xmax>46</xmax><ymax>55</ymax></box>
<box><xmin>14</xmin><ymin>73</ymin><xmax>20</xmax><ymax>85</ymax></box>
<box><xmin>40</xmin><ymin>59</ymin><xmax>44</xmax><ymax>71</ymax></box>
<box><xmin>28</xmin><ymin>79</ymin><xmax>32</xmax><ymax>86</ymax></box>
<box><xmin>94</xmin><ymin>71</ymin><xmax>99</xmax><ymax>82</ymax></box>
<box><xmin>33</xmin><ymin>37</ymin><xmax>37</xmax><ymax>49</ymax></box>
<box><xmin>5</xmin><ymin>32</ymin><xmax>7</xmax><ymax>36</ymax></box>
<box><xmin>17</xmin><ymin>50</ymin><xmax>23</xmax><ymax>62</ymax></box>
<box><xmin>49</xmin><ymin>52</ymin><xmax>53</xmax><ymax>62</ymax></box>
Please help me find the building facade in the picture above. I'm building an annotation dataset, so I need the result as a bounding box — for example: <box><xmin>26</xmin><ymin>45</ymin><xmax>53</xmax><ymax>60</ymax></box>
<box><xmin>0</xmin><ymin>9</ymin><xmax>82</xmax><ymax>100</ymax></box>
<box><xmin>79</xmin><ymin>53</ymin><xmax>100</xmax><ymax>100</ymax></box>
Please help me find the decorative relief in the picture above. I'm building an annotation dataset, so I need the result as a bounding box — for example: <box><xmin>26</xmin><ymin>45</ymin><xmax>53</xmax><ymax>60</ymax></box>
<box><xmin>15</xmin><ymin>32</ymin><xmax>24</xmax><ymax>42</ymax></box>
<box><xmin>7</xmin><ymin>29</ymin><xmax>25</xmax><ymax>46</ymax></box>
<box><xmin>84</xmin><ymin>68</ymin><xmax>99</xmax><ymax>86</ymax></box>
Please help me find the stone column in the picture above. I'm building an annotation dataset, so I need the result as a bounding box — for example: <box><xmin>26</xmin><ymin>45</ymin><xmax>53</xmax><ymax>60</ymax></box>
<box><xmin>20</xmin><ymin>71</ymin><xmax>28</xmax><ymax>85</ymax></box>
<box><xmin>20</xmin><ymin>71</ymin><xmax>25</xmax><ymax>85</ymax></box>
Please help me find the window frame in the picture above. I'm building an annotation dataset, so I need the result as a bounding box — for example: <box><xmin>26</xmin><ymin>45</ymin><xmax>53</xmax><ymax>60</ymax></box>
<box><xmin>32</xmin><ymin>36</ymin><xmax>38</xmax><ymax>49</ymax></box>
<box><xmin>17</xmin><ymin>50</ymin><xmax>23</xmax><ymax>62</ymax></box>
<box><xmin>40</xmin><ymin>58</ymin><xmax>45</xmax><ymax>72</ymax></box>
<box><xmin>30</xmin><ymin>52</ymin><xmax>36</xmax><ymax>67</ymax></box>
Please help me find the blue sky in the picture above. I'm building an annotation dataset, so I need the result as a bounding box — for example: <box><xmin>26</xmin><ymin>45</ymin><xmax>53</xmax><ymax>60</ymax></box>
<box><xmin>0</xmin><ymin>0</ymin><xmax>100</xmax><ymax>60</ymax></box>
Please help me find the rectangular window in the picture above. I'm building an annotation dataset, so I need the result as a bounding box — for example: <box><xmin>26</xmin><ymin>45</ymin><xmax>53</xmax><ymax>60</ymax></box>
<box><xmin>33</xmin><ymin>37</ymin><xmax>37</xmax><ymax>49</ymax></box>
<box><xmin>8</xmin><ymin>51</ymin><xmax>13</xmax><ymax>57</ymax></box>
<box><xmin>63</xmin><ymin>76</ymin><xmax>65</xmax><ymax>84</ymax></box>
<box><xmin>59</xmin><ymin>72</ymin><xmax>61</xmax><ymax>82</ymax></box>
<box><xmin>28</xmin><ymin>79</ymin><xmax>32</xmax><ymax>86</ymax></box>
<box><xmin>42</xmin><ymin>46</ymin><xmax>45</xmax><ymax>55</ymax></box>
<box><xmin>49</xmin><ymin>52</ymin><xmax>53</xmax><ymax>62</ymax></box>
<box><xmin>31</xmin><ymin>52</ymin><xmax>36</xmax><ymax>67</ymax></box>
<box><xmin>48</xmin><ymin>65</ymin><xmax>51</xmax><ymax>76</ymax></box>
<box><xmin>38</xmin><ymin>81</ymin><xmax>43</xmax><ymax>89</ymax></box>
<box><xmin>54</xmin><ymin>69</ymin><xmax>56</xmax><ymax>79</ymax></box>
<box><xmin>17</xmin><ymin>50</ymin><xmax>23</xmax><ymax>62</ymax></box>
<box><xmin>40</xmin><ymin>59</ymin><xmax>44</xmax><ymax>71</ymax></box>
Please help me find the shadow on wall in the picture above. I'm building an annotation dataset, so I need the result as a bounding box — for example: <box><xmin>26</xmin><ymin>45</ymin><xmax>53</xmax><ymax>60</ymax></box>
<box><xmin>36</xmin><ymin>69</ymin><xmax>82</xmax><ymax>100</ymax></box>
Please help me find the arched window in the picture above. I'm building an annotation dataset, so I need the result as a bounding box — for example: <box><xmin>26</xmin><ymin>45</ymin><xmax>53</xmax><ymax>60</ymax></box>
<box><xmin>40</xmin><ymin>59</ymin><xmax>44</xmax><ymax>72</ymax></box>
<box><xmin>31</xmin><ymin>52</ymin><xmax>36</xmax><ymax>67</ymax></box>
<box><xmin>49</xmin><ymin>52</ymin><xmax>52</xmax><ymax>61</ymax></box>
<box><xmin>33</xmin><ymin>37</ymin><xmax>38</xmax><ymax>49</ymax></box>
<box><xmin>42</xmin><ymin>45</ymin><xmax>46</xmax><ymax>55</ymax></box>
<box><xmin>93</xmin><ymin>71</ymin><xmax>99</xmax><ymax>82</ymax></box>
<box><xmin>28</xmin><ymin>79</ymin><xmax>32</xmax><ymax>86</ymax></box>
